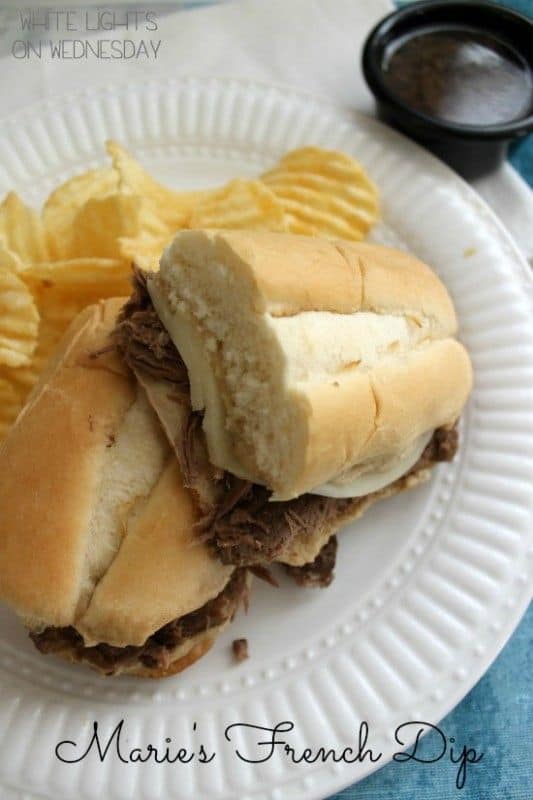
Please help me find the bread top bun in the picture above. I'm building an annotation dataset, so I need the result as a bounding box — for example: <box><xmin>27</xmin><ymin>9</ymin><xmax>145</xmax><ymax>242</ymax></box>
<box><xmin>0</xmin><ymin>299</ymin><xmax>233</xmax><ymax>647</ymax></box>
<box><xmin>148</xmin><ymin>230</ymin><xmax>472</xmax><ymax>500</ymax></box>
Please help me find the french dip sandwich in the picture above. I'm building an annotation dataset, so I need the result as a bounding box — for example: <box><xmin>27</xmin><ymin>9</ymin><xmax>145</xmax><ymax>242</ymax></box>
<box><xmin>0</xmin><ymin>299</ymin><xmax>249</xmax><ymax>677</ymax></box>
<box><xmin>114</xmin><ymin>230</ymin><xmax>473</xmax><ymax>574</ymax></box>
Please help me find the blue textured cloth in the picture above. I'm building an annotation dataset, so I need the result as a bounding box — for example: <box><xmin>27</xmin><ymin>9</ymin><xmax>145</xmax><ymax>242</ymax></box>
<box><xmin>330</xmin><ymin>604</ymin><xmax>532</xmax><ymax>799</ymax></box>
<box><xmin>494</xmin><ymin>0</ymin><xmax>533</xmax><ymax>186</ymax></box>
<box><xmin>330</xmin><ymin>7</ymin><xmax>532</xmax><ymax>800</ymax></box>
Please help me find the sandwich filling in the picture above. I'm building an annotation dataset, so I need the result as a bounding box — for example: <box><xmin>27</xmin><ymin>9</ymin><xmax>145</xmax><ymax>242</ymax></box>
<box><xmin>30</xmin><ymin>568</ymin><xmax>248</xmax><ymax>676</ymax></box>
<box><xmin>112</xmin><ymin>270</ymin><xmax>458</xmax><ymax>570</ymax></box>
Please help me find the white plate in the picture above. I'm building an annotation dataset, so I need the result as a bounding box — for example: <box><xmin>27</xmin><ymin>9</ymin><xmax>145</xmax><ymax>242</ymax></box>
<box><xmin>0</xmin><ymin>78</ymin><xmax>532</xmax><ymax>800</ymax></box>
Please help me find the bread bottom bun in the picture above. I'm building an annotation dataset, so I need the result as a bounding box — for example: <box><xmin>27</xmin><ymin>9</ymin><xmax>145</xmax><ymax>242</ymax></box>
<box><xmin>29</xmin><ymin>569</ymin><xmax>251</xmax><ymax>678</ymax></box>
<box><xmin>133</xmin><ymin>640</ymin><xmax>215</xmax><ymax>679</ymax></box>
<box><xmin>50</xmin><ymin>625</ymin><xmax>223</xmax><ymax>679</ymax></box>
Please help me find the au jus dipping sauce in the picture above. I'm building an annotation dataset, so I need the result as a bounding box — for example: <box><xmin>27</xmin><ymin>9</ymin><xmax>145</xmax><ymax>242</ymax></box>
<box><xmin>362</xmin><ymin>2</ymin><xmax>533</xmax><ymax>178</ymax></box>
<box><xmin>382</xmin><ymin>27</ymin><xmax>532</xmax><ymax>128</ymax></box>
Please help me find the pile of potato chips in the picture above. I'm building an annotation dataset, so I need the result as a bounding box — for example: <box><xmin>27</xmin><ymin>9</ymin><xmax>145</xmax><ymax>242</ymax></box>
<box><xmin>0</xmin><ymin>141</ymin><xmax>379</xmax><ymax>440</ymax></box>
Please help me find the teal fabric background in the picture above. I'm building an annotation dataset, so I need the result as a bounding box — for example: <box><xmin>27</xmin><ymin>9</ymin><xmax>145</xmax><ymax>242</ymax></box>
<box><xmin>331</xmin><ymin>2</ymin><xmax>532</xmax><ymax>797</ymax></box>
<box><xmin>329</xmin><ymin>605</ymin><xmax>532</xmax><ymax>799</ymax></box>
<box><xmin>504</xmin><ymin>0</ymin><xmax>533</xmax><ymax>184</ymax></box>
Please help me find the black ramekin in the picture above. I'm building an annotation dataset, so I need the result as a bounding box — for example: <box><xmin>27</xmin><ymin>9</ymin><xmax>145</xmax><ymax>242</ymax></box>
<box><xmin>362</xmin><ymin>0</ymin><xmax>533</xmax><ymax>179</ymax></box>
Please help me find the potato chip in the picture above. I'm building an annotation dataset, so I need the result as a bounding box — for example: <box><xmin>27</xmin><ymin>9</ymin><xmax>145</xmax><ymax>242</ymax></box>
<box><xmin>22</xmin><ymin>259</ymin><xmax>131</xmax><ymax>387</ymax></box>
<box><xmin>0</xmin><ymin>238</ymin><xmax>23</xmax><ymax>272</ymax></box>
<box><xmin>261</xmin><ymin>146</ymin><xmax>379</xmax><ymax>240</ymax></box>
<box><xmin>137</xmin><ymin>197</ymin><xmax>178</xmax><ymax>240</ymax></box>
<box><xmin>0</xmin><ymin>267</ymin><xmax>39</xmax><ymax>368</ymax></box>
<box><xmin>0</xmin><ymin>375</ymin><xmax>22</xmax><ymax>439</ymax></box>
<box><xmin>0</xmin><ymin>259</ymin><xmax>130</xmax><ymax>436</ymax></box>
<box><xmin>43</xmin><ymin>167</ymin><xmax>119</xmax><ymax>259</ymax></box>
<box><xmin>119</xmin><ymin>232</ymin><xmax>173</xmax><ymax>272</ymax></box>
<box><xmin>0</xmin><ymin>192</ymin><xmax>49</xmax><ymax>264</ymax></box>
<box><xmin>106</xmin><ymin>140</ymin><xmax>202</xmax><ymax>229</ymax></box>
<box><xmin>70</xmin><ymin>194</ymin><xmax>144</xmax><ymax>261</ymax></box>
<box><xmin>24</xmin><ymin>258</ymin><xmax>131</xmax><ymax>298</ymax></box>
<box><xmin>0</xmin><ymin>312</ymin><xmax>69</xmax><ymax>439</ymax></box>
<box><xmin>188</xmin><ymin>179</ymin><xmax>288</xmax><ymax>231</ymax></box>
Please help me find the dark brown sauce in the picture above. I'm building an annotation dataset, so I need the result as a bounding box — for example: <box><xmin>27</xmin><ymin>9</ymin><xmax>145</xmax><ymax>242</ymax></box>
<box><xmin>383</xmin><ymin>27</ymin><xmax>532</xmax><ymax>126</ymax></box>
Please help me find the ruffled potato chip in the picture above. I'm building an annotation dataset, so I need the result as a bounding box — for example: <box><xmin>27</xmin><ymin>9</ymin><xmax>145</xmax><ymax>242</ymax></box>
<box><xmin>188</xmin><ymin>179</ymin><xmax>288</xmax><ymax>231</ymax></box>
<box><xmin>22</xmin><ymin>258</ymin><xmax>130</xmax><ymax>383</ymax></box>
<box><xmin>24</xmin><ymin>258</ymin><xmax>131</xmax><ymax>302</ymax></box>
<box><xmin>0</xmin><ymin>267</ymin><xmax>40</xmax><ymax>368</ymax></box>
<box><xmin>0</xmin><ymin>376</ymin><xmax>22</xmax><ymax>439</ymax></box>
<box><xmin>0</xmin><ymin>261</ymin><xmax>130</xmax><ymax>435</ymax></box>
<box><xmin>0</xmin><ymin>192</ymin><xmax>49</xmax><ymax>265</ymax></box>
<box><xmin>1</xmin><ymin>315</ymin><xmax>62</xmax><ymax>395</ymax></box>
<box><xmin>70</xmin><ymin>194</ymin><xmax>143</xmax><ymax>261</ymax></box>
<box><xmin>0</xmin><ymin>238</ymin><xmax>23</xmax><ymax>273</ymax></box>
<box><xmin>106</xmin><ymin>140</ymin><xmax>202</xmax><ymax>230</ymax></box>
<box><xmin>261</xmin><ymin>146</ymin><xmax>379</xmax><ymax>240</ymax></box>
<box><xmin>43</xmin><ymin>167</ymin><xmax>119</xmax><ymax>259</ymax></box>
<box><xmin>0</xmin><ymin>312</ymin><xmax>71</xmax><ymax>441</ymax></box>
<box><xmin>70</xmin><ymin>193</ymin><xmax>171</xmax><ymax>263</ymax></box>
<box><xmin>119</xmin><ymin>232</ymin><xmax>173</xmax><ymax>272</ymax></box>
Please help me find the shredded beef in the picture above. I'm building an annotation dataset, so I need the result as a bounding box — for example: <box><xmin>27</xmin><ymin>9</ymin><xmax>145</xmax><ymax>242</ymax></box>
<box><xmin>180</xmin><ymin>410</ymin><xmax>204</xmax><ymax>487</ymax></box>
<box><xmin>285</xmin><ymin>536</ymin><xmax>338</xmax><ymax>588</ymax></box>
<box><xmin>114</xmin><ymin>268</ymin><xmax>189</xmax><ymax>385</ymax></box>
<box><xmin>113</xmin><ymin>269</ymin><xmax>459</xmax><ymax>572</ymax></box>
<box><xmin>114</xmin><ymin>270</ymin><xmax>222</xmax><ymax>506</ymax></box>
<box><xmin>249</xmin><ymin>564</ymin><xmax>279</xmax><ymax>587</ymax></box>
<box><xmin>204</xmin><ymin>426</ymin><xmax>457</xmax><ymax>566</ymax></box>
<box><xmin>232</xmin><ymin>638</ymin><xmax>249</xmax><ymax>662</ymax></box>
<box><xmin>429</xmin><ymin>425</ymin><xmax>458</xmax><ymax>462</ymax></box>
<box><xmin>30</xmin><ymin>569</ymin><xmax>248</xmax><ymax>675</ymax></box>
<box><xmin>204</xmin><ymin>485</ymin><xmax>329</xmax><ymax>566</ymax></box>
